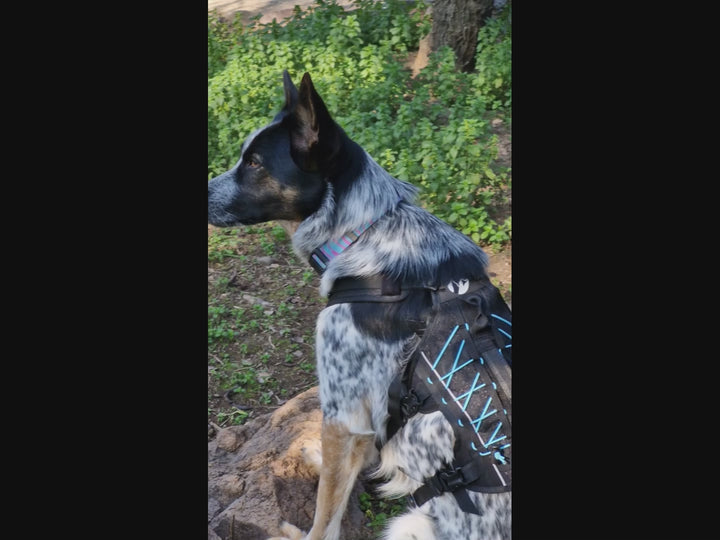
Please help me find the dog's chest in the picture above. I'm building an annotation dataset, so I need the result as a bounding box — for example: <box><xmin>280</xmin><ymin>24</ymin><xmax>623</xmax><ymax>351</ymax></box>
<box><xmin>314</xmin><ymin>303</ymin><xmax>409</xmax><ymax>430</ymax></box>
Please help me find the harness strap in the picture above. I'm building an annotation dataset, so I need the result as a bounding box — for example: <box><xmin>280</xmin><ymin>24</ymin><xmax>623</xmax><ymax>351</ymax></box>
<box><xmin>327</xmin><ymin>275</ymin><xmax>413</xmax><ymax>306</ymax></box>
<box><xmin>383</xmin><ymin>376</ymin><xmax>432</xmax><ymax>449</ymax></box>
<box><xmin>411</xmin><ymin>460</ymin><xmax>485</xmax><ymax>515</ymax></box>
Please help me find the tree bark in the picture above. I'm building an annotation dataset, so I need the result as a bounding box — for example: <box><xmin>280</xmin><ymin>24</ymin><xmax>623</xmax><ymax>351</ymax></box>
<box><xmin>429</xmin><ymin>0</ymin><xmax>495</xmax><ymax>72</ymax></box>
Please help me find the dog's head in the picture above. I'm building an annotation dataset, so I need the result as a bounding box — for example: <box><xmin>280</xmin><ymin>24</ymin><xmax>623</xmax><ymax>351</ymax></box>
<box><xmin>208</xmin><ymin>71</ymin><xmax>343</xmax><ymax>227</ymax></box>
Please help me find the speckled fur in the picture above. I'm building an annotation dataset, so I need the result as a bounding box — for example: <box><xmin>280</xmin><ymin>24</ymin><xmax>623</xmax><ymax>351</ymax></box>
<box><xmin>315</xmin><ymin>304</ymin><xmax>405</xmax><ymax>433</ymax></box>
<box><xmin>209</xmin><ymin>71</ymin><xmax>510</xmax><ymax>540</ymax></box>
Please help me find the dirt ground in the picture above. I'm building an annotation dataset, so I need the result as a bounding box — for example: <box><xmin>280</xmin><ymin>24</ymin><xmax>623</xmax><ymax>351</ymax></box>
<box><xmin>209</xmin><ymin>0</ymin><xmax>355</xmax><ymax>24</ymax></box>
<box><xmin>207</xmin><ymin>0</ymin><xmax>511</xmax><ymax>436</ymax></box>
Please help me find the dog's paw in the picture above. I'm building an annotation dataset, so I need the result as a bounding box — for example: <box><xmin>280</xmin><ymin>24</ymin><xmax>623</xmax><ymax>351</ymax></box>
<box><xmin>266</xmin><ymin>521</ymin><xmax>307</xmax><ymax>540</ymax></box>
<box><xmin>301</xmin><ymin>440</ymin><xmax>323</xmax><ymax>475</ymax></box>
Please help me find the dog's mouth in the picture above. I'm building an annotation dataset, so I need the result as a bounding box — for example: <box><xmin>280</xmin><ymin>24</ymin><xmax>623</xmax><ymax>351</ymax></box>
<box><xmin>208</xmin><ymin>187</ymin><xmax>262</xmax><ymax>228</ymax></box>
<box><xmin>207</xmin><ymin>202</ymin><xmax>236</xmax><ymax>227</ymax></box>
<box><xmin>207</xmin><ymin>211</ymin><xmax>263</xmax><ymax>228</ymax></box>
<box><xmin>207</xmin><ymin>215</ymin><xmax>238</xmax><ymax>228</ymax></box>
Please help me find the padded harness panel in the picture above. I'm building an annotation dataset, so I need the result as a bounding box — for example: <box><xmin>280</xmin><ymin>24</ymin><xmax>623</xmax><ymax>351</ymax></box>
<box><xmin>327</xmin><ymin>276</ymin><xmax>512</xmax><ymax>514</ymax></box>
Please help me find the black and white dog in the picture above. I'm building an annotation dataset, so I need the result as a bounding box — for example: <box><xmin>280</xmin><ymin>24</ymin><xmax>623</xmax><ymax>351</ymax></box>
<box><xmin>208</xmin><ymin>71</ymin><xmax>511</xmax><ymax>540</ymax></box>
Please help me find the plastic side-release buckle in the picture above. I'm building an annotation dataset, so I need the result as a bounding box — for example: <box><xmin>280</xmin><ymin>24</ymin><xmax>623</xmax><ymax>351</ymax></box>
<box><xmin>308</xmin><ymin>248</ymin><xmax>330</xmax><ymax>274</ymax></box>
<box><xmin>412</xmin><ymin>463</ymin><xmax>481</xmax><ymax>514</ymax></box>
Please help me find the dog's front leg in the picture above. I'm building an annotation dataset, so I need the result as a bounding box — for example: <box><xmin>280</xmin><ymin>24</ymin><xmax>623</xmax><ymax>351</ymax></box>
<box><xmin>304</xmin><ymin>418</ymin><xmax>374</xmax><ymax>540</ymax></box>
<box><xmin>268</xmin><ymin>418</ymin><xmax>373</xmax><ymax>540</ymax></box>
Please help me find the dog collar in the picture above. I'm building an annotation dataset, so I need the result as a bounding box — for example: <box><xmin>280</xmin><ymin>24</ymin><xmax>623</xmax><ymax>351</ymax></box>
<box><xmin>308</xmin><ymin>197</ymin><xmax>401</xmax><ymax>274</ymax></box>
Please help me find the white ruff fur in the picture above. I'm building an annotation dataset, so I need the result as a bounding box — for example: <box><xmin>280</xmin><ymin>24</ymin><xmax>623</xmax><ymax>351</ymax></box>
<box><xmin>381</xmin><ymin>508</ymin><xmax>436</xmax><ymax>540</ymax></box>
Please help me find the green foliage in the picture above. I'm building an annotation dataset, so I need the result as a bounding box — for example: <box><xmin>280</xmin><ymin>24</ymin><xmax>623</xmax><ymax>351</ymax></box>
<box><xmin>207</xmin><ymin>227</ymin><xmax>244</xmax><ymax>262</ymax></box>
<box><xmin>359</xmin><ymin>490</ymin><xmax>407</xmax><ymax>535</ymax></box>
<box><xmin>271</xmin><ymin>225</ymin><xmax>288</xmax><ymax>242</ymax></box>
<box><xmin>302</xmin><ymin>270</ymin><xmax>315</xmax><ymax>285</ymax></box>
<box><xmin>208</xmin><ymin>10</ymin><xmax>243</xmax><ymax>78</ymax></box>
<box><xmin>208</xmin><ymin>1</ymin><xmax>511</xmax><ymax>248</ymax></box>
<box><xmin>475</xmin><ymin>5</ymin><xmax>512</xmax><ymax>109</ymax></box>
<box><xmin>217</xmin><ymin>408</ymin><xmax>249</xmax><ymax>426</ymax></box>
<box><xmin>208</xmin><ymin>305</ymin><xmax>236</xmax><ymax>345</ymax></box>
<box><xmin>227</xmin><ymin>367</ymin><xmax>260</xmax><ymax>394</ymax></box>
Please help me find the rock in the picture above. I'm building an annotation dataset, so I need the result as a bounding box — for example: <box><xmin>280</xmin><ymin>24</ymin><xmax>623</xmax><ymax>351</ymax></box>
<box><xmin>208</xmin><ymin>387</ymin><xmax>370</xmax><ymax>540</ymax></box>
<box><xmin>216</xmin><ymin>428</ymin><xmax>247</xmax><ymax>453</ymax></box>
<box><xmin>239</xmin><ymin>294</ymin><xmax>272</xmax><ymax>307</ymax></box>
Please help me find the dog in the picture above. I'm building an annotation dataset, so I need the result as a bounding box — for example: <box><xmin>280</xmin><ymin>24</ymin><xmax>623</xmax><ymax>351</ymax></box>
<box><xmin>208</xmin><ymin>71</ymin><xmax>511</xmax><ymax>540</ymax></box>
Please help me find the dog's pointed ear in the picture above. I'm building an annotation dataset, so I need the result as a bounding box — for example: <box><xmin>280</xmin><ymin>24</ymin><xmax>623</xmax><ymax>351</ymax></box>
<box><xmin>282</xmin><ymin>70</ymin><xmax>298</xmax><ymax>110</ymax></box>
<box><xmin>286</xmin><ymin>72</ymin><xmax>342</xmax><ymax>174</ymax></box>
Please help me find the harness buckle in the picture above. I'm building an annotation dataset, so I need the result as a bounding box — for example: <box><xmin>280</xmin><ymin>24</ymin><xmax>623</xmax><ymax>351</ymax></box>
<box><xmin>438</xmin><ymin>466</ymin><xmax>467</xmax><ymax>492</ymax></box>
<box><xmin>399</xmin><ymin>389</ymin><xmax>421</xmax><ymax>418</ymax></box>
<box><xmin>412</xmin><ymin>463</ymin><xmax>482</xmax><ymax>514</ymax></box>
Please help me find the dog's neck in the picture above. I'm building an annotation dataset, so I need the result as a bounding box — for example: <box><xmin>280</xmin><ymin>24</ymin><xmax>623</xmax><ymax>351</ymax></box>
<box><xmin>291</xmin><ymin>142</ymin><xmax>488</xmax><ymax>297</ymax></box>
<box><xmin>307</xmin><ymin>195</ymin><xmax>403</xmax><ymax>274</ymax></box>
<box><xmin>292</xmin><ymin>145</ymin><xmax>416</xmax><ymax>273</ymax></box>
<box><xmin>292</xmin><ymin>144</ymin><xmax>416</xmax><ymax>253</ymax></box>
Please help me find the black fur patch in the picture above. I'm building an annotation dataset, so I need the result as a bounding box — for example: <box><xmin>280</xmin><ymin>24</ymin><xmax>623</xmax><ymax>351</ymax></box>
<box><xmin>349</xmin><ymin>288</ymin><xmax>433</xmax><ymax>342</ymax></box>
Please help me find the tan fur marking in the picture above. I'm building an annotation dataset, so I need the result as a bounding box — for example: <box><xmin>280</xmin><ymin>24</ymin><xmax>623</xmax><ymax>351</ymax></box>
<box><xmin>283</xmin><ymin>186</ymin><xmax>299</xmax><ymax>202</ymax></box>
<box><xmin>266</xmin><ymin>521</ymin><xmax>305</xmax><ymax>540</ymax></box>
<box><xmin>301</xmin><ymin>419</ymin><xmax>374</xmax><ymax>540</ymax></box>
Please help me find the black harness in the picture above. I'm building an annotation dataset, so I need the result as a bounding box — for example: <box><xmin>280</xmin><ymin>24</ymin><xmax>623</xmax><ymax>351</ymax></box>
<box><xmin>326</xmin><ymin>275</ymin><xmax>512</xmax><ymax>515</ymax></box>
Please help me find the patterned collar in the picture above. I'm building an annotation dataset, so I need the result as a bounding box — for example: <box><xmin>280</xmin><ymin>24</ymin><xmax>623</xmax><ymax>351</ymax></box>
<box><xmin>308</xmin><ymin>197</ymin><xmax>402</xmax><ymax>274</ymax></box>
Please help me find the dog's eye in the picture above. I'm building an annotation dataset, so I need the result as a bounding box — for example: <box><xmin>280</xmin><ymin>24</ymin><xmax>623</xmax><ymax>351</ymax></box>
<box><xmin>245</xmin><ymin>156</ymin><xmax>261</xmax><ymax>169</ymax></box>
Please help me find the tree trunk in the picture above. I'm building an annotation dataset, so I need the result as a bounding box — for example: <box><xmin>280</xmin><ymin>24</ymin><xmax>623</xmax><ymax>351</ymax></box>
<box><xmin>429</xmin><ymin>0</ymin><xmax>495</xmax><ymax>72</ymax></box>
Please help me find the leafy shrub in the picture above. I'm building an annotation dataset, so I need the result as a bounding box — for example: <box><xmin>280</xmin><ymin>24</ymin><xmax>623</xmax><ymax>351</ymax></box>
<box><xmin>208</xmin><ymin>1</ymin><xmax>511</xmax><ymax>248</ymax></box>
<box><xmin>474</xmin><ymin>5</ymin><xmax>512</xmax><ymax>110</ymax></box>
